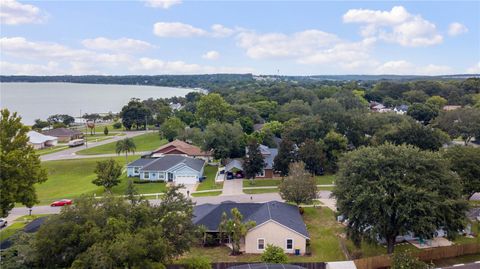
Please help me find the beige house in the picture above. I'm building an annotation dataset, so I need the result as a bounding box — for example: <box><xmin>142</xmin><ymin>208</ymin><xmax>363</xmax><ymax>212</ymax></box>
<box><xmin>193</xmin><ymin>201</ymin><xmax>310</xmax><ymax>254</ymax></box>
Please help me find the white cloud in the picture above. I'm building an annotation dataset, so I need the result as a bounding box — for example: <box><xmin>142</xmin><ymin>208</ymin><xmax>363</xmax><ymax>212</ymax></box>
<box><xmin>448</xmin><ymin>22</ymin><xmax>468</xmax><ymax>36</ymax></box>
<box><xmin>237</xmin><ymin>30</ymin><xmax>339</xmax><ymax>59</ymax></box>
<box><xmin>0</xmin><ymin>0</ymin><xmax>46</xmax><ymax>25</ymax></box>
<box><xmin>343</xmin><ymin>6</ymin><xmax>443</xmax><ymax>47</ymax></box>
<box><xmin>0</xmin><ymin>61</ymin><xmax>61</xmax><ymax>75</ymax></box>
<box><xmin>375</xmin><ymin>60</ymin><xmax>452</xmax><ymax>75</ymax></box>
<box><xmin>0</xmin><ymin>36</ymin><xmax>254</xmax><ymax>75</ymax></box>
<box><xmin>0</xmin><ymin>37</ymin><xmax>131</xmax><ymax>75</ymax></box>
<box><xmin>130</xmin><ymin>57</ymin><xmax>254</xmax><ymax>74</ymax></box>
<box><xmin>153</xmin><ymin>22</ymin><xmax>236</xmax><ymax>38</ymax></box>
<box><xmin>466</xmin><ymin>62</ymin><xmax>480</xmax><ymax>74</ymax></box>
<box><xmin>211</xmin><ymin>24</ymin><xmax>235</xmax><ymax>37</ymax></box>
<box><xmin>82</xmin><ymin>37</ymin><xmax>154</xmax><ymax>52</ymax></box>
<box><xmin>144</xmin><ymin>0</ymin><xmax>182</xmax><ymax>9</ymax></box>
<box><xmin>153</xmin><ymin>22</ymin><xmax>207</xmax><ymax>37</ymax></box>
<box><xmin>202</xmin><ymin>50</ymin><xmax>220</xmax><ymax>60</ymax></box>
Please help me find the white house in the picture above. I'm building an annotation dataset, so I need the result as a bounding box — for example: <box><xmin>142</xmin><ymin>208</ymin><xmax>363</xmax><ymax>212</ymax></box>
<box><xmin>127</xmin><ymin>155</ymin><xmax>205</xmax><ymax>185</ymax></box>
<box><xmin>27</xmin><ymin>131</ymin><xmax>58</xmax><ymax>149</ymax></box>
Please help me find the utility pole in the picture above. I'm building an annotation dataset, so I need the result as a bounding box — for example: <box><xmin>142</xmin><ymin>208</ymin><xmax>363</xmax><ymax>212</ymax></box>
<box><xmin>145</xmin><ymin>114</ymin><xmax>148</xmax><ymax>131</ymax></box>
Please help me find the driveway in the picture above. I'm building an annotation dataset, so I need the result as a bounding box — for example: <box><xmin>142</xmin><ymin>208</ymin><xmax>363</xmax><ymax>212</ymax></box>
<box><xmin>221</xmin><ymin>178</ymin><xmax>243</xmax><ymax>196</ymax></box>
<box><xmin>318</xmin><ymin>190</ymin><xmax>337</xmax><ymax>211</ymax></box>
<box><xmin>40</xmin><ymin>131</ymin><xmax>150</xmax><ymax>161</ymax></box>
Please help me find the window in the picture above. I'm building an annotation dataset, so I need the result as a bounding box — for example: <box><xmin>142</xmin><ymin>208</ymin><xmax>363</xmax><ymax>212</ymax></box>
<box><xmin>258</xmin><ymin>239</ymin><xmax>265</xmax><ymax>250</ymax></box>
<box><xmin>134</xmin><ymin>167</ymin><xmax>139</xmax><ymax>173</ymax></box>
<box><xmin>159</xmin><ymin>173</ymin><xmax>165</xmax><ymax>179</ymax></box>
<box><xmin>286</xmin><ymin>239</ymin><xmax>293</xmax><ymax>250</ymax></box>
<box><xmin>144</xmin><ymin>172</ymin><xmax>149</xmax><ymax>179</ymax></box>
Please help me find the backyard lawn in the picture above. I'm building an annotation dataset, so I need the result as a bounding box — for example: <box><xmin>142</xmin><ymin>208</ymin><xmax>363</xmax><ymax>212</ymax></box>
<box><xmin>37</xmin><ymin>156</ymin><xmax>166</xmax><ymax>204</ymax></box>
<box><xmin>76</xmin><ymin>132</ymin><xmax>167</xmax><ymax>155</ymax></box>
<box><xmin>196</xmin><ymin>165</ymin><xmax>223</xmax><ymax>191</ymax></box>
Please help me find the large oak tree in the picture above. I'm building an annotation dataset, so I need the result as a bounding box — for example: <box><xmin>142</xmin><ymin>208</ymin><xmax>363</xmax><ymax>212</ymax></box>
<box><xmin>0</xmin><ymin>109</ymin><xmax>47</xmax><ymax>217</ymax></box>
<box><xmin>333</xmin><ymin>143</ymin><xmax>467</xmax><ymax>254</ymax></box>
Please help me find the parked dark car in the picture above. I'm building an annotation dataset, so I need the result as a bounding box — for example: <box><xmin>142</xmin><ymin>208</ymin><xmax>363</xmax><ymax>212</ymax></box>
<box><xmin>226</xmin><ymin>172</ymin><xmax>234</xmax><ymax>180</ymax></box>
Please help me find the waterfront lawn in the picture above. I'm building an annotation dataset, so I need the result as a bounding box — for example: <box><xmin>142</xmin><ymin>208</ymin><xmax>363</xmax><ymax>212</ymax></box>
<box><xmin>77</xmin><ymin>132</ymin><xmax>167</xmax><ymax>155</ymax></box>
<box><xmin>243</xmin><ymin>179</ymin><xmax>280</xmax><ymax>187</ymax></box>
<box><xmin>315</xmin><ymin>174</ymin><xmax>336</xmax><ymax>185</ymax></box>
<box><xmin>196</xmin><ymin>165</ymin><xmax>223</xmax><ymax>191</ymax></box>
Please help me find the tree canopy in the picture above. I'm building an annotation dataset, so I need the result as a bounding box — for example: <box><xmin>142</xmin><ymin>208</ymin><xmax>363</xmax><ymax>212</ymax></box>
<box><xmin>333</xmin><ymin>143</ymin><xmax>467</xmax><ymax>254</ymax></box>
<box><xmin>0</xmin><ymin>109</ymin><xmax>47</xmax><ymax>217</ymax></box>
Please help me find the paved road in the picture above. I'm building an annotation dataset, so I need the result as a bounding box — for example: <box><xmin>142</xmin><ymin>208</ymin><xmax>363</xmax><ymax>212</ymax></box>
<box><xmin>5</xmin><ymin>193</ymin><xmax>284</xmax><ymax>227</ymax></box>
<box><xmin>441</xmin><ymin>262</ymin><xmax>480</xmax><ymax>269</ymax></box>
<box><xmin>5</xmin><ymin>191</ymin><xmax>334</xmax><ymax>228</ymax></box>
<box><xmin>40</xmin><ymin>131</ymin><xmax>150</xmax><ymax>161</ymax></box>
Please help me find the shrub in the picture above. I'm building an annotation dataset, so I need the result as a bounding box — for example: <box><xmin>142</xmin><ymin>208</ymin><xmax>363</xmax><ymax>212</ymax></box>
<box><xmin>103</xmin><ymin>126</ymin><xmax>109</xmax><ymax>136</ymax></box>
<box><xmin>113</xmin><ymin>122</ymin><xmax>122</xmax><ymax>129</ymax></box>
<box><xmin>182</xmin><ymin>256</ymin><xmax>211</xmax><ymax>269</ymax></box>
<box><xmin>261</xmin><ymin>244</ymin><xmax>288</xmax><ymax>264</ymax></box>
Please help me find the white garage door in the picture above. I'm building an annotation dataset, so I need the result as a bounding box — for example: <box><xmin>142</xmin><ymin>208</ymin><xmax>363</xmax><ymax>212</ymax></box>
<box><xmin>175</xmin><ymin>174</ymin><xmax>197</xmax><ymax>184</ymax></box>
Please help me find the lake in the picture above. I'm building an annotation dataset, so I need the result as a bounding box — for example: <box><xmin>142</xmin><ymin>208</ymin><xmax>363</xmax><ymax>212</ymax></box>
<box><xmin>0</xmin><ymin>82</ymin><xmax>196</xmax><ymax>125</ymax></box>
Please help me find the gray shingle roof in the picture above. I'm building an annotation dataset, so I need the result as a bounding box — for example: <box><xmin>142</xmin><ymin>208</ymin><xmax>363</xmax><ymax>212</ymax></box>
<box><xmin>43</xmin><ymin>128</ymin><xmax>82</xmax><ymax>137</ymax></box>
<box><xmin>193</xmin><ymin>201</ymin><xmax>309</xmax><ymax>238</ymax></box>
<box><xmin>127</xmin><ymin>158</ymin><xmax>156</xmax><ymax>167</ymax></box>
<box><xmin>139</xmin><ymin>155</ymin><xmax>204</xmax><ymax>172</ymax></box>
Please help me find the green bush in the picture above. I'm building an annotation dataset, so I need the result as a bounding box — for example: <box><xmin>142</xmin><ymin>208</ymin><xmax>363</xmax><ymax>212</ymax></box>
<box><xmin>113</xmin><ymin>122</ymin><xmax>122</xmax><ymax>129</ymax></box>
<box><xmin>391</xmin><ymin>251</ymin><xmax>433</xmax><ymax>269</ymax></box>
<box><xmin>182</xmin><ymin>256</ymin><xmax>211</xmax><ymax>269</ymax></box>
<box><xmin>260</xmin><ymin>244</ymin><xmax>288</xmax><ymax>264</ymax></box>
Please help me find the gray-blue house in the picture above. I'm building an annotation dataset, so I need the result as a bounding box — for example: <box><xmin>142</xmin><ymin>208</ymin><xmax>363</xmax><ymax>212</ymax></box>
<box><xmin>127</xmin><ymin>155</ymin><xmax>205</xmax><ymax>184</ymax></box>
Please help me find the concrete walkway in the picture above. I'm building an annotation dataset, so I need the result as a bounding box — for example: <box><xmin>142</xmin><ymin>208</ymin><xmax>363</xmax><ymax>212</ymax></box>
<box><xmin>221</xmin><ymin>178</ymin><xmax>243</xmax><ymax>196</ymax></box>
<box><xmin>40</xmin><ymin>131</ymin><xmax>150</xmax><ymax>161</ymax></box>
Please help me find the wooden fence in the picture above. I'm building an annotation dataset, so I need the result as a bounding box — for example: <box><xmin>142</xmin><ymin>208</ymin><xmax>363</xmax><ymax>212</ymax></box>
<box><xmin>167</xmin><ymin>262</ymin><xmax>326</xmax><ymax>269</ymax></box>
<box><xmin>354</xmin><ymin>242</ymin><xmax>480</xmax><ymax>269</ymax></box>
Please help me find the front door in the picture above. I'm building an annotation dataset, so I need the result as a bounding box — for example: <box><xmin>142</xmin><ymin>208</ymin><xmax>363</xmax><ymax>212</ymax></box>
<box><xmin>168</xmin><ymin>172</ymin><xmax>174</xmax><ymax>182</ymax></box>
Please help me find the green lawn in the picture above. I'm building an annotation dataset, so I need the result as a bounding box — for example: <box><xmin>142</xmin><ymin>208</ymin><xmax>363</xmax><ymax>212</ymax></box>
<box><xmin>37</xmin><ymin>156</ymin><xmax>166</xmax><ymax>204</ymax></box>
<box><xmin>0</xmin><ymin>215</ymin><xmax>49</xmax><ymax>241</ymax></box>
<box><xmin>76</xmin><ymin>132</ymin><xmax>167</xmax><ymax>155</ymax></box>
<box><xmin>243</xmin><ymin>188</ymin><xmax>278</xmax><ymax>194</ymax></box>
<box><xmin>36</xmin><ymin>144</ymin><xmax>69</xmax><ymax>156</ymax></box>
<box><xmin>196</xmin><ymin>165</ymin><xmax>223</xmax><ymax>191</ymax></box>
<box><xmin>318</xmin><ymin>186</ymin><xmax>334</xmax><ymax>191</ymax></box>
<box><xmin>243</xmin><ymin>179</ymin><xmax>280</xmax><ymax>187</ymax></box>
<box><xmin>191</xmin><ymin>191</ymin><xmax>222</xmax><ymax>197</ymax></box>
<box><xmin>316</xmin><ymin>174</ymin><xmax>336</xmax><ymax>185</ymax></box>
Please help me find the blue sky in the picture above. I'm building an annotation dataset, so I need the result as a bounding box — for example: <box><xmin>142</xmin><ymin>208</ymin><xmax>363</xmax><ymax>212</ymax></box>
<box><xmin>1</xmin><ymin>0</ymin><xmax>479</xmax><ymax>75</ymax></box>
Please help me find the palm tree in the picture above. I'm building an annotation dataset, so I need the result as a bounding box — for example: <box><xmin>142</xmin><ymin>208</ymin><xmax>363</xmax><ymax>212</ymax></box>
<box><xmin>116</xmin><ymin>138</ymin><xmax>136</xmax><ymax>165</ymax></box>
